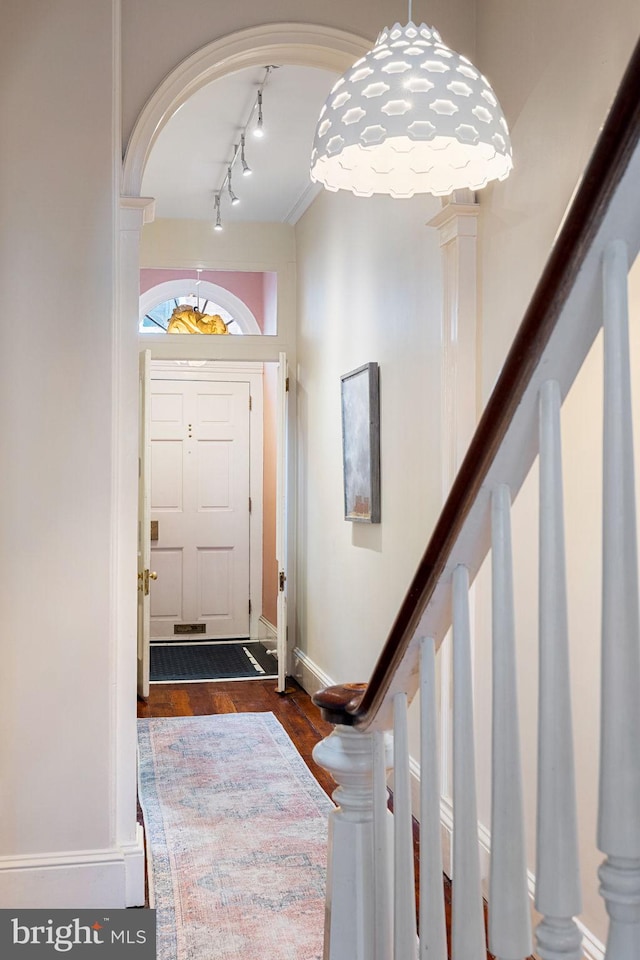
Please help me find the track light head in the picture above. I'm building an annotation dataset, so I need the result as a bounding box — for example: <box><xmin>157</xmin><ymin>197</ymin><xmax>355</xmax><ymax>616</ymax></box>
<box><xmin>227</xmin><ymin>166</ymin><xmax>240</xmax><ymax>205</ymax></box>
<box><xmin>240</xmin><ymin>134</ymin><xmax>252</xmax><ymax>175</ymax></box>
<box><xmin>214</xmin><ymin>195</ymin><xmax>223</xmax><ymax>231</ymax></box>
<box><xmin>253</xmin><ymin>90</ymin><xmax>264</xmax><ymax>138</ymax></box>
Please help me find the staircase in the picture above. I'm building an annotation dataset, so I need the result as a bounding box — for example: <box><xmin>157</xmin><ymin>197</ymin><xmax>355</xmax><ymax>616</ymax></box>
<box><xmin>310</xmin><ymin>36</ymin><xmax>640</xmax><ymax>960</ymax></box>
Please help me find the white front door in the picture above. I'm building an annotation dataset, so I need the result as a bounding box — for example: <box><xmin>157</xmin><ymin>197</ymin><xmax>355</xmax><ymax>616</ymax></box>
<box><xmin>149</xmin><ymin>378</ymin><xmax>251</xmax><ymax>639</ymax></box>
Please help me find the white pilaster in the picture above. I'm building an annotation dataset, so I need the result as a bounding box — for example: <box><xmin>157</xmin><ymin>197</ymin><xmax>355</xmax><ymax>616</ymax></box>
<box><xmin>428</xmin><ymin>193</ymin><xmax>479</xmax><ymax>814</ymax></box>
<box><xmin>114</xmin><ymin>195</ymin><xmax>155</xmax><ymax>905</ymax></box>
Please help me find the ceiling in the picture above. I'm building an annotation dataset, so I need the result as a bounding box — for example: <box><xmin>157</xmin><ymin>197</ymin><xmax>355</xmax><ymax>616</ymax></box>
<box><xmin>141</xmin><ymin>64</ymin><xmax>338</xmax><ymax>225</ymax></box>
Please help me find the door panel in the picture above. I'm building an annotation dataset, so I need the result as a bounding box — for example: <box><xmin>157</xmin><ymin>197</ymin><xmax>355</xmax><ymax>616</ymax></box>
<box><xmin>197</xmin><ymin>547</ymin><xmax>233</xmax><ymax>618</ymax></box>
<box><xmin>151</xmin><ymin>441</ymin><xmax>184</xmax><ymax>510</ymax></box>
<box><xmin>196</xmin><ymin>441</ymin><xmax>232</xmax><ymax>510</ymax></box>
<box><xmin>150</xmin><ymin>548</ymin><xmax>183</xmax><ymax>619</ymax></box>
<box><xmin>149</xmin><ymin>378</ymin><xmax>250</xmax><ymax>639</ymax></box>
<box><xmin>150</xmin><ymin>392</ymin><xmax>184</xmax><ymax>430</ymax></box>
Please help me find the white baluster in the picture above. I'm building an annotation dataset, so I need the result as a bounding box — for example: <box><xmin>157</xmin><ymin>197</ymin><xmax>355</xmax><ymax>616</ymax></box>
<box><xmin>490</xmin><ymin>485</ymin><xmax>532</xmax><ymax>960</ymax></box>
<box><xmin>599</xmin><ymin>238</ymin><xmax>640</xmax><ymax>959</ymax></box>
<box><xmin>419</xmin><ymin>637</ymin><xmax>448</xmax><ymax>960</ymax></box>
<box><xmin>393</xmin><ymin>692</ymin><xmax>418</xmax><ymax>960</ymax></box>
<box><xmin>313</xmin><ymin>725</ymin><xmax>380</xmax><ymax>960</ymax></box>
<box><xmin>452</xmin><ymin>564</ymin><xmax>486</xmax><ymax>960</ymax></box>
<box><xmin>536</xmin><ymin>378</ymin><xmax>582</xmax><ymax>960</ymax></box>
<box><xmin>373</xmin><ymin>730</ymin><xmax>394</xmax><ymax>960</ymax></box>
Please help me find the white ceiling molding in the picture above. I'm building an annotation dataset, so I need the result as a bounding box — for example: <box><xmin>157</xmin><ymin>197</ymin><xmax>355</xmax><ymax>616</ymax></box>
<box><xmin>283</xmin><ymin>180</ymin><xmax>323</xmax><ymax>225</ymax></box>
<box><xmin>122</xmin><ymin>23</ymin><xmax>370</xmax><ymax>198</ymax></box>
<box><xmin>139</xmin><ymin>279</ymin><xmax>262</xmax><ymax>334</ymax></box>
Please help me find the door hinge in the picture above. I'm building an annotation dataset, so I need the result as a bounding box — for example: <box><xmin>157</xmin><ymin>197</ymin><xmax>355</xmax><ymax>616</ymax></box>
<box><xmin>279</xmin><ymin>570</ymin><xmax>287</xmax><ymax>592</ymax></box>
<box><xmin>248</xmin><ymin>598</ymin><xmax>252</xmax><ymax>615</ymax></box>
<box><xmin>285</xmin><ymin>376</ymin><xmax>290</xmax><ymax>392</ymax></box>
<box><xmin>249</xmin><ymin>496</ymin><xmax>252</xmax><ymax>514</ymax></box>
<box><xmin>249</xmin><ymin>395</ymin><xmax>252</xmax><ymax>411</ymax></box>
<box><xmin>137</xmin><ymin>568</ymin><xmax>158</xmax><ymax>596</ymax></box>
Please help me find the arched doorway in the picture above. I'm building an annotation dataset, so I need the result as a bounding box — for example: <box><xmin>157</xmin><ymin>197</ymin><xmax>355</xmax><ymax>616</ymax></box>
<box><xmin>115</xmin><ymin>23</ymin><xmax>370</xmax><ymax>907</ymax></box>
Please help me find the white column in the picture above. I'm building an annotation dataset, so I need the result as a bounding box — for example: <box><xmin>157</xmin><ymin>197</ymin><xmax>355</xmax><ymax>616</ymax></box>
<box><xmin>419</xmin><ymin>638</ymin><xmax>448</xmax><ymax>960</ymax></box>
<box><xmin>313</xmin><ymin>725</ymin><xmax>392</xmax><ymax>960</ymax></box>
<box><xmin>115</xmin><ymin>195</ymin><xmax>155</xmax><ymax>905</ymax></box>
<box><xmin>452</xmin><ymin>564</ymin><xmax>486</xmax><ymax>960</ymax></box>
<box><xmin>536</xmin><ymin>379</ymin><xmax>582</xmax><ymax>960</ymax></box>
<box><xmin>489</xmin><ymin>485</ymin><xmax>532</xmax><ymax>960</ymax></box>
<box><xmin>599</xmin><ymin>239</ymin><xmax>640</xmax><ymax>959</ymax></box>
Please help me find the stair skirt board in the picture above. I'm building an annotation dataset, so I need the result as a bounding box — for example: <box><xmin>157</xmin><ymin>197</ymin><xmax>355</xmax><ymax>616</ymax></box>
<box><xmin>150</xmin><ymin>640</ymin><xmax>277</xmax><ymax>683</ymax></box>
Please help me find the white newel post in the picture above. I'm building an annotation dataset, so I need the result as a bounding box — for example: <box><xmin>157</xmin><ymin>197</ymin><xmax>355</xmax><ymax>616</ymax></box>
<box><xmin>313</xmin><ymin>721</ymin><xmax>393</xmax><ymax>960</ymax></box>
<box><xmin>599</xmin><ymin>239</ymin><xmax>640</xmax><ymax>960</ymax></box>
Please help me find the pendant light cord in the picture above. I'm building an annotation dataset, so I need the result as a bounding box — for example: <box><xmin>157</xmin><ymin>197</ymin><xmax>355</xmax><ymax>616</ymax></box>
<box><xmin>408</xmin><ymin>0</ymin><xmax>412</xmax><ymax>22</ymax></box>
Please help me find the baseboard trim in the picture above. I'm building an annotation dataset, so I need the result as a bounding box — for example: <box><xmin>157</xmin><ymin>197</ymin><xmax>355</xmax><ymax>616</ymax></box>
<box><xmin>292</xmin><ymin>648</ymin><xmax>335</xmax><ymax>696</ymax></box>
<box><xmin>0</xmin><ymin>835</ymin><xmax>146</xmax><ymax>908</ymax></box>
<box><xmin>122</xmin><ymin>823</ymin><xmax>146</xmax><ymax>907</ymax></box>
<box><xmin>258</xmin><ymin>615</ymin><xmax>277</xmax><ymax>638</ymax></box>
<box><xmin>258</xmin><ymin>615</ymin><xmax>277</xmax><ymax>651</ymax></box>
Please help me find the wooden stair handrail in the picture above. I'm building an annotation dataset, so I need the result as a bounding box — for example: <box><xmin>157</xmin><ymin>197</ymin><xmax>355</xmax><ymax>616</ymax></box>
<box><xmin>314</xmin><ymin>35</ymin><xmax>640</xmax><ymax>729</ymax></box>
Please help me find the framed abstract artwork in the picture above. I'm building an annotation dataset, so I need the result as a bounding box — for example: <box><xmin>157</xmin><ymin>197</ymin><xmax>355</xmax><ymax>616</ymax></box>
<box><xmin>340</xmin><ymin>362</ymin><xmax>381</xmax><ymax>523</ymax></box>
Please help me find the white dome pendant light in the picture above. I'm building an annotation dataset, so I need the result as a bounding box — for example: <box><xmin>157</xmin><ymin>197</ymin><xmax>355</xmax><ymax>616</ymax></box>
<box><xmin>310</xmin><ymin>16</ymin><xmax>512</xmax><ymax>198</ymax></box>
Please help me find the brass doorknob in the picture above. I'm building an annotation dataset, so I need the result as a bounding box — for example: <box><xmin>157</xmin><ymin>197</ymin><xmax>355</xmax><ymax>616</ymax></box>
<box><xmin>149</xmin><ymin>571</ymin><xmax>158</xmax><ymax>580</ymax></box>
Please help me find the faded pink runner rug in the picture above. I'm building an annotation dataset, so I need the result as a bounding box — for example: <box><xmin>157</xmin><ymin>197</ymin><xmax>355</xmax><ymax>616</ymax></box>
<box><xmin>137</xmin><ymin>713</ymin><xmax>333</xmax><ymax>960</ymax></box>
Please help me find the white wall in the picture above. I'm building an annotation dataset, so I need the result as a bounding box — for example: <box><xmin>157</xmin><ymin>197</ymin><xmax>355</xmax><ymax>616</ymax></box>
<box><xmin>294</xmin><ymin>189</ymin><xmax>444</xmax><ymax>683</ymax></box>
<box><xmin>0</xmin><ymin>0</ymin><xmax>141</xmax><ymax>906</ymax></box>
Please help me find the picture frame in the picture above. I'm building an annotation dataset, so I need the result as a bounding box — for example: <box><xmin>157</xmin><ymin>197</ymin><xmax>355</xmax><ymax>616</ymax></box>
<box><xmin>340</xmin><ymin>362</ymin><xmax>381</xmax><ymax>523</ymax></box>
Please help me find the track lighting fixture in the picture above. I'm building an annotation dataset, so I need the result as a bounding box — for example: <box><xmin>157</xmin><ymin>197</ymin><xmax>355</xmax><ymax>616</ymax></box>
<box><xmin>253</xmin><ymin>90</ymin><xmax>264</xmax><ymax>138</ymax></box>
<box><xmin>240</xmin><ymin>135</ymin><xmax>252</xmax><ymax>176</ymax></box>
<box><xmin>212</xmin><ymin>66</ymin><xmax>274</xmax><ymax>229</ymax></box>
<box><xmin>214</xmin><ymin>194</ymin><xmax>223</xmax><ymax>231</ymax></box>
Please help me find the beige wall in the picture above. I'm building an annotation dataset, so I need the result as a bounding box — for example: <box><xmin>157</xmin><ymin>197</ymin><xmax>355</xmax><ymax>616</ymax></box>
<box><xmin>476</xmin><ymin>0</ymin><xmax>640</xmax><ymax>399</ymax></box>
<box><xmin>294</xmin><ymin>188</ymin><xmax>445</xmax><ymax>683</ymax></box>
<box><xmin>0</xmin><ymin>0</ymin><xmax>133</xmax><ymax>905</ymax></box>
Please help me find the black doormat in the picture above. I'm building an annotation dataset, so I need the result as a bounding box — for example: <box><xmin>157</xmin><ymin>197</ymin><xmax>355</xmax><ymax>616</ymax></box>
<box><xmin>150</xmin><ymin>641</ymin><xmax>277</xmax><ymax>682</ymax></box>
